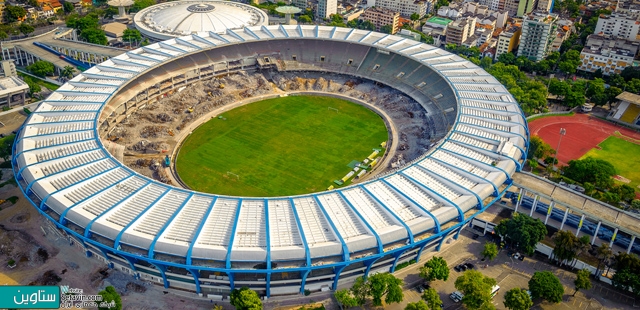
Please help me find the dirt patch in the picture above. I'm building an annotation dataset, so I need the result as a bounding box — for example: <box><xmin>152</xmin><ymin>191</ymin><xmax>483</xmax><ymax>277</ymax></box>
<box><xmin>28</xmin><ymin>270</ymin><xmax>61</xmax><ymax>285</ymax></box>
<box><xmin>9</xmin><ymin>212</ymin><xmax>29</xmax><ymax>223</ymax></box>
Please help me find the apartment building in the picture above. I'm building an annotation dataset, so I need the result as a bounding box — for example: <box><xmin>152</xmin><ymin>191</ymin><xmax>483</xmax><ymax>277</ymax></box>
<box><xmin>504</xmin><ymin>0</ymin><xmax>538</xmax><ymax>17</ymax></box>
<box><xmin>517</xmin><ymin>10</ymin><xmax>558</xmax><ymax>61</ymax></box>
<box><xmin>446</xmin><ymin>17</ymin><xmax>477</xmax><ymax>45</ymax></box>
<box><xmin>359</xmin><ymin>7</ymin><xmax>400</xmax><ymax>34</ymax></box>
<box><xmin>495</xmin><ymin>24</ymin><xmax>522</xmax><ymax>58</ymax></box>
<box><xmin>317</xmin><ymin>0</ymin><xmax>337</xmax><ymax>19</ymax></box>
<box><xmin>594</xmin><ymin>12</ymin><xmax>640</xmax><ymax>42</ymax></box>
<box><xmin>374</xmin><ymin>0</ymin><xmax>428</xmax><ymax>17</ymax></box>
<box><xmin>579</xmin><ymin>34</ymin><xmax>639</xmax><ymax>75</ymax></box>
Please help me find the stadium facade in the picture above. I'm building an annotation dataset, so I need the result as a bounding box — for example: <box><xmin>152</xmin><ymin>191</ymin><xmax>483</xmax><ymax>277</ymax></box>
<box><xmin>13</xmin><ymin>25</ymin><xmax>528</xmax><ymax>297</ymax></box>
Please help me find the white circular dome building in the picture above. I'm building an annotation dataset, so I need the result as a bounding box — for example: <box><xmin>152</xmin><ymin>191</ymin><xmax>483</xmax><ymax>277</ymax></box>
<box><xmin>134</xmin><ymin>0</ymin><xmax>269</xmax><ymax>41</ymax></box>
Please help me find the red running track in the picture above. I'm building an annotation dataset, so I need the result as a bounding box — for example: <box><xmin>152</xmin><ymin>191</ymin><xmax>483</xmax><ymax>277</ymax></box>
<box><xmin>528</xmin><ymin>114</ymin><xmax>640</xmax><ymax>165</ymax></box>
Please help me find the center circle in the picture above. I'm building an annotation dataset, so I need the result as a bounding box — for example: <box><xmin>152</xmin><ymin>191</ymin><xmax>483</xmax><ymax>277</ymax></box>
<box><xmin>187</xmin><ymin>3</ymin><xmax>216</xmax><ymax>13</ymax></box>
<box><xmin>175</xmin><ymin>95</ymin><xmax>389</xmax><ymax>197</ymax></box>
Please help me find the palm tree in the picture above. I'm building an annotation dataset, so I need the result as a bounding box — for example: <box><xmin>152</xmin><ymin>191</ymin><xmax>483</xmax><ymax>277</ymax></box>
<box><xmin>595</xmin><ymin>243</ymin><xmax>613</xmax><ymax>277</ymax></box>
<box><xmin>61</xmin><ymin>66</ymin><xmax>75</xmax><ymax>79</ymax></box>
<box><xmin>572</xmin><ymin>235</ymin><xmax>591</xmax><ymax>268</ymax></box>
<box><xmin>552</xmin><ymin>230</ymin><xmax>578</xmax><ymax>267</ymax></box>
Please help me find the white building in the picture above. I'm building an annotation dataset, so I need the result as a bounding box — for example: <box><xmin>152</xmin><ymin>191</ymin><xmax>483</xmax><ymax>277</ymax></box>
<box><xmin>317</xmin><ymin>0</ymin><xmax>338</xmax><ymax>19</ymax></box>
<box><xmin>594</xmin><ymin>12</ymin><xmax>640</xmax><ymax>42</ymax></box>
<box><xmin>373</xmin><ymin>0</ymin><xmax>428</xmax><ymax>17</ymax></box>
<box><xmin>517</xmin><ymin>10</ymin><xmax>558</xmax><ymax>61</ymax></box>
<box><xmin>579</xmin><ymin>34</ymin><xmax>639</xmax><ymax>75</ymax></box>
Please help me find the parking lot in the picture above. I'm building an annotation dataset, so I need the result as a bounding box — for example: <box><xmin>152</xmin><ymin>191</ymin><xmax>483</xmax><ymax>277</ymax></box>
<box><xmin>388</xmin><ymin>227</ymin><xmax>635</xmax><ymax>310</ymax></box>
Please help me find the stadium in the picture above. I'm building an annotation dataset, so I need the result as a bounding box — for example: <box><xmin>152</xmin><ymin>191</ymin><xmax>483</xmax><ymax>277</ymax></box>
<box><xmin>12</xmin><ymin>25</ymin><xmax>528</xmax><ymax>298</ymax></box>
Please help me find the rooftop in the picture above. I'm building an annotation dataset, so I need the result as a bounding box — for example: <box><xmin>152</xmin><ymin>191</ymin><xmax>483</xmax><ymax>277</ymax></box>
<box><xmin>427</xmin><ymin>16</ymin><xmax>453</xmax><ymax>26</ymax></box>
<box><xmin>617</xmin><ymin>91</ymin><xmax>640</xmax><ymax>106</ymax></box>
<box><xmin>0</xmin><ymin>76</ymin><xmax>28</xmax><ymax>97</ymax></box>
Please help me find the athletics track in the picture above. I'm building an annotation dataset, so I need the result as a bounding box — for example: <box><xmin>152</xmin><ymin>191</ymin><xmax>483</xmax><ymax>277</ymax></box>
<box><xmin>528</xmin><ymin>113</ymin><xmax>640</xmax><ymax>165</ymax></box>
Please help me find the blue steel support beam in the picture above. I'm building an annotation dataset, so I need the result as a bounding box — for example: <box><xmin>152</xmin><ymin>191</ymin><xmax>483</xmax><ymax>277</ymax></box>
<box><xmin>381</xmin><ymin>179</ymin><xmax>441</xmax><ymax>233</ymax></box>
<box><xmin>188</xmin><ymin>269</ymin><xmax>201</xmax><ymax>294</ymax></box>
<box><xmin>186</xmin><ymin>197</ymin><xmax>218</xmax><ymax>265</ymax></box>
<box><xmin>430</xmin><ymin>156</ymin><xmax>499</xmax><ymax>196</ymax></box>
<box><xmin>453</xmin><ymin>225</ymin><xmax>464</xmax><ymax>240</ymax></box>
<box><xmin>118</xmin><ymin>254</ymin><xmax>140</xmax><ymax>280</ymax></box>
<box><xmin>360</xmin><ymin>185</ymin><xmax>414</xmax><ymax>244</ymax></box>
<box><xmin>40</xmin><ymin>165</ymin><xmax>119</xmax><ymax>211</ymax></box>
<box><xmin>435</xmin><ymin>235</ymin><xmax>448</xmax><ymax>251</ymax></box>
<box><xmin>148</xmin><ymin>193</ymin><xmax>194</xmax><ymax>259</ymax></box>
<box><xmin>312</xmin><ymin>195</ymin><xmax>350</xmax><ymax>262</ymax></box>
<box><xmin>389</xmin><ymin>249</ymin><xmax>408</xmax><ymax>273</ymax></box>
<box><xmin>415</xmin><ymin>234</ymin><xmax>440</xmax><ymax>262</ymax></box>
<box><xmin>149</xmin><ymin>262</ymin><xmax>170</xmax><ymax>288</ymax></box>
<box><xmin>84</xmin><ymin>181</ymin><xmax>151</xmax><ymax>238</ymax></box>
<box><xmin>225</xmin><ymin>199</ymin><xmax>243</xmax><ymax>269</ymax></box>
<box><xmin>264</xmin><ymin>199</ymin><xmax>271</xmax><ymax>298</ymax></box>
<box><xmin>336</xmin><ymin>191</ymin><xmax>383</xmax><ymax>254</ymax></box>
<box><xmin>59</xmin><ymin>174</ymin><xmax>135</xmax><ymax>224</ymax></box>
<box><xmin>300</xmin><ymin>270</ymin><xmax>311</xmax><ymax>294</ymax></box>
<box><xmin>113</xmin><ymin>188</ymin><xmax>171</xmax><ymax>249</ymax></box>
<box><xmin>288</xmin><ymin>198</ymin><xmax>312</xmax><ymax>267</ymax></box>
<box><xmin>332</xmin><ymin>265</ymin><xmax>347</xmax><ymax>290</ymax></box>
<box><xmin>364</xmin><ymin>256</ymin><xmax>382</xmax><ymax>278</ymax></box>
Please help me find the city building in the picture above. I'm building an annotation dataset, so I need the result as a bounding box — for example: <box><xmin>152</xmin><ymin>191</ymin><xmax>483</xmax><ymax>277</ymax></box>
<box><xmin>594</xmin><ymin>12</ymin><xmax>640</xmax><ymax>42</ymax></box>
<box><xmin>616</xmin><ymin>0</ymin><xmax>640</xmax><ymax>19</ymax></box>
<box><xmin>0</xmin><ymin>61</ymin><xmax>28</xmax><ymax>107</ymax></box>
<box><xmin>504</xmin><ymin>0</ymin><xmax>538</xmax><ymax>16</ymax></box>
<box><xmin>549</xmin><ymin>19</ymin><xmax>574</xmax><ymax>52</ymax></box>
<box><xmin>373</xmin><ymin>0</ymin><xmax>428</xmax><ymax>17</ymax></box>
<box><xmin>343</xmin><ymin>8</ymin><xmax>364</xmax><ymax>22</ymax></box>
<box><xmin>397</xmin><ymin>29</ymin><xmax>421</xmax><ymax>41</ymax></box>
<box><xmin>536</xmin><ymin>0</ymin><xmax>553</xmax><ymax>12</ymax></box>
<box><xmin>291</xmin><ymin>0</ymin><xmax>308</xmax><ymax>10</ymax></box>
<box><xmin>446</xmin><ymin>17</ymin><xmax>477</xmax><ymax>45</ymax></box>
<box><xmin>422</xmin><ymin>16</ymin><xmax>453</xmax><ymax>45</ymax></box>
<box><xmin>495</xmin><ymin>24</ymin><xmax>521</xmax><ymax>58</ymax></box>
<box><xmin>1</xmin><ymin>60</ymin><xmax>17</xmax><ymax>77</ymax></box>
<box><xmin>517</xmin><ymin>11</ymin><xmax>558</xmax><ymax>61</ymax></box>
<box><xmin>479</xmin><ymin>0</ymin><xmax>501</xmax><ymax>12</ymax></box>
<box><xmin>317</xmin><ymin>0</ymin><xmax>338</xmax><ymax>19</ymax></box>
<box><xmin>438</xmin><ymin>4</ymin><xmax>462</xmax><ymax>19</ymax></box>
<box><xmin>359</xmin><ymin>7</ymin><xmax>400</xmax><ymax>34</ymax></box>
<box><xmin>578</xmin><ymin>34</ymin><xmax>639</xmax><ymax>75</ymax></box>
<box><xmin>610</xmin><ymin>92</ymin><xmax>640</xmax><ymax>127</ymax></box>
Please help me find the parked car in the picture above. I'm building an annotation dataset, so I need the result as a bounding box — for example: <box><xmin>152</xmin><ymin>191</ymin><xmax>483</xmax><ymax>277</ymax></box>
<box><xmin>454</xmin><ymin>264</ymin><xmax>468</xmax><ymax>272</ymax></box>
<box><xmin>450</xmin><ymin>291</ymin><xmax>464</xmax><ymax>302</ymax></box>
<box><xmin>464</xmin><ymin>263</ymin><xmax>475</xmax><ymax>270</ymax></box>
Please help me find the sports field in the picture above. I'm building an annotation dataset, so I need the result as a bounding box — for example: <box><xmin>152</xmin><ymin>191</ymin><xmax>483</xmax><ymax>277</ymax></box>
<box><xmin>176</xmin><ymin>95</ymin><xmax>388</xmax><ymax>197</ymax></box>
<box><xmin>581</xmin><ymin>136</ymin><xmax>640</xmax><ymax>190</ymax></box>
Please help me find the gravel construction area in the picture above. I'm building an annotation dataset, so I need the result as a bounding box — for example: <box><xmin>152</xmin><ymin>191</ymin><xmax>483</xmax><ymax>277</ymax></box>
<box><xmin>106</xmin><ymin>70</ymin><xmax>435</xmax><ymax>184</ymax></box>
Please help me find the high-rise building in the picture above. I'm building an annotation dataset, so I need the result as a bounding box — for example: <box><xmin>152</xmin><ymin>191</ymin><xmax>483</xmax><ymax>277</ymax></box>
<box><xmin>495</xmin><ymin>24</ymin><xmax>522</xmax><ymax>59</ymax></box>
<box><xmin>503</xmin><ymin>0</ymin><xmax>538</xmax><ymax>16</ymax></box>
<box><xmin>536</xmin><ymin>0</ymin><xmax>553</xmax><ymax>12</ymax></box>
<box><xmin>594</xmin><ymin>12</ymin><xmax>640</xmax><ymax>42</ymax></box>
<box><xmin>292</xmin><ymin>0</ymin><xmax>308</xmax><ymax>10</ymax></box>
<box><xmin>359</xmin><ymin>7</ymin><xmax>400</xmax><ymax>34</ymax></box>
<box><xmin>317</xmin><ymin>0</ymin><xmax>337</xmax><ymax>20</ymax></box>
<box><xmin>579</xmin><ymin>34</ymin><xmax>639</xmax><ymax>75</ymax></box>
<box><xmin>517</xmin><ymin>10</ymin><xmax>558</xmax><ymax>61</ymax></box>
<box><xmin>445</xmin><ymin>17</ymin><xmax>477</xmax><ymax>45</ymax></box>
<box><xmin>373</xmin><ymin>0</ymin><xmax>428</xmax><ymax>17</ymax></box>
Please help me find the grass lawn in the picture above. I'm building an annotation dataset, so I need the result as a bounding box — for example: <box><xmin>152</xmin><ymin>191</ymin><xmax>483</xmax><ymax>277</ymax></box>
<box><xmin>17</xmin><ymin>72</ymin><xmax>59</xmax><ymax>91</ymax></box>
<box><xmin>581</xmin><ymin>136</ymin><xmax>640</xmax><ymax>190</ymax></box>
<box><xmin>176</xmin><ymin>95</ymin><xmax>388</xmax><ymax>197</ymax></box>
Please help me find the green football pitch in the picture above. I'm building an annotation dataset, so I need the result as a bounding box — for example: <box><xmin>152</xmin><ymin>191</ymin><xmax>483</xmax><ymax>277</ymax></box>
<box><xmin>176</xmin><ymin>95</ymin><xmax>389</xmax><ymax>197</ymax></box>
<box><xmin>581</xmin><ymin>136</ymin><xmax>640</xmax><ymax>190</ymax></box>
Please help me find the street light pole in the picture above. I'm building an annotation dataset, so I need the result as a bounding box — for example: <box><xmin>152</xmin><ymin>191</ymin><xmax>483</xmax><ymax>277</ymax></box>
<box><xmin>553</xmin><ymin>128</ymin><xmax>566</xmax><ymax>172</ymax></box>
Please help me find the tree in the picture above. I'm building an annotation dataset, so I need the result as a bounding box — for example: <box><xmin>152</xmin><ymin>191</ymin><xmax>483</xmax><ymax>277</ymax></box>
<box><xmin>419</xmin><ymin>256</ymin><xmax>449</xmax><ymax>282</ymax></box>
<box><xmin>480</xmin><ymin>56</ymin><xmax>492</xmax><ymax>69</ymax></box>
<box><xmin>454</xmin><ymin>269</ymin><xmax>497</xmax><ymax>310</ymax></box>
<box><xmin>122</xmin><ymin>29</ymin><xmax>142</xmax><ymax>44</ymax></box>
<box><xmin>26</xmin><ymin>60</ymin><xmax>55</xmax><ymax>77</ymax></box>
<box><xmin>481</xmin><ymin>242</ymin><xmax>498</xmax><ymax>261</ymax></box>
<box><xmin>368</xmin><ymin>273</ymin><xmax>404</xmax><ymax>306</ymax></box>
<box><xmin>63</xmin><ymin>1</ymin><xmax>75</xmax><ymax>13</ymax></box>
<box><xmin>587</xmin><ymin>78</ymin><xmax>607</xmax><ymax>106</ymax></box>
<box><xmin>104</xmin><ymin>6</ymin><xmax>119</xmax><ymax>19</ymax></box>
<box><xmin>131</xmin><ymin>0</ymin><xmax>155</xmax><ymax>12</ymax></box>
<box><xmin>563</xmin><ymin>157</ymin><xmax>616</xmax><ymax>189</ymax></box>
<box><xmin>350</xmin><ymin>276</ymin><xmax>370</xmax><ymax>306</ymax></box>
<box><xmin>574</xmin><ymin>269</ymin><xmax>592</xmax><ymax>296</ymax></box>
<box><xmin>528</xmin><ymin>136</ymin><xmax>555</xmax><ymax>160</ymax></box>
<box><xmin>328</xmin><ymin>14</ymin><xmax>346</xmax><ymax>27</ymax></box>
<box><xmin>558</xmin><ymin>50</ymin><xmax>581</xmax><ymax>75</ymax></box>
<box><xmin>97</xmin><ymin>286</ymin><xmax>122</xmax><ymax>310</ymax></box>
<box><xmin>298</xmin><ymin>15</ymin><xmax>312</xmax><ymax>24</ymax></box>
<box><xmin>380</xmin><ymin>24</ymin><xmax>393</xmax><ymax>34</ymax></box>
<box><xmin>548</xmin><ymin>79</ymin><xmax>570</xmax><ymax>99</ymax></box>
<box><xmin>497</xmin><ymin>52</ymin><xmax>516</xmax><ymax>65</ymax></box>
<box><xmin>26</xmin><ymin>80</ymin><xmax>41</xmax><ymax>97</ymax></box>
<box><xmin>631</xmin><ymin>199</ymin><xmax>640</xmax><ymax>210</ymax></box>
<box><xmin>80</xmin><ymin>28</ymin><xmax>108</xmax><ymax>45</ymax></box>
<box><xmin>0</xmin><ymin>31</ymin><xmax>8</xmax><ymax>41</ymax></box>
<box><xmin>19</xmin><ymin>23</ymin><xmax>34</xmax><ymax>37</ymax></box>
<box><xmin>605</xmin><ymin>86</ymin><xmax>623</xmax><ymax>106</ymax></box>
<box><xmin>611</xmin><ymin>252</ymin><xmax>640</xmax><ymax>296</ymax></box>
<box><xmin>5</xmin><ymin>5</ymin><xmax>27</xmax><ymax>23</ymax></box>
<box><xmin>564</xmin><ymin>89</ymin><xmax>586</xmax><ymax>108</ymax></box>
<box><xmin>405</xmin><ymin>300</ymin><xmax>429</xmax><ymax>310</ymax></box>
<box><xmin>421</xmin><ymin>288</ymin><xmax>442</xmax><ymax>310</ymax></box>
<box><xmin>0</xmin><ymin>134</ymin><xmax>15</xmax><ymax>162</ymax></box>
<box><xmin>583</xmin><ymin>182</ymin><xmax>595</xmax><ymax>196</ymax></box>
<box><xmin>410</xmin><ymin>12</ymin><xmax>421</xmax><ymax>21</ymax></box>
<box><xmin>494</xmin><ymin>213</ymin><xmax>547</xmax><ymax>255</ymax></box>
<box><xmin>230</xmin><ymin>287</ymin><xmax>262</xmax><ymax>310</ymax></box>
<box><xmin>503</xmin><ymin>288</ymin><xmax>533</xmax><ymax>310</ymax></box>
<box><xmin>528</xmin><ymin>271</ymin><xmax>564</xmax><ymax>303</ymax></box>
<box><xmin>335</xmin><ymin>289</ymin><xmax>360</xmax><ymax>308</ymax></box>
<box><xmin>552</xmin><ymin>230</ymin><xmax>579</xmax><ymax>266</ymax></box>
<box><xmin>61</xmin><ymin>66</ymin><xmax>75</xmax><ymax>79</ymax></box>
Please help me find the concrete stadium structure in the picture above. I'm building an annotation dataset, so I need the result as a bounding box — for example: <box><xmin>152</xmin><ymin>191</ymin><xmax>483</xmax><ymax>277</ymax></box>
<box><xmin>13</xmin><ymin>25</ymin><xmax>528</xmax><ymax>298</ymax></box>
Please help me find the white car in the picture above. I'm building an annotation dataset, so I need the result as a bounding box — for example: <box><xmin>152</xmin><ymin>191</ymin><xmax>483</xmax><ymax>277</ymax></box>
<box><xmin>450</xmin><ymin>291</ymin><xmax>464</xmax><ymax>302</ymax></box>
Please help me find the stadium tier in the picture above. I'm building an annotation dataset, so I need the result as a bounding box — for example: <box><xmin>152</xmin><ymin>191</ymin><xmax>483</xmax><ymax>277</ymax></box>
<box><xmin>13</xmin><ymin>25</ymin><xmax>528</xmax><ymax>297</ymax></box>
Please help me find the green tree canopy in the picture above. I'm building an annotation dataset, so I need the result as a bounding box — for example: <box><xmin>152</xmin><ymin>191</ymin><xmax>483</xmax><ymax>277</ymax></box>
<box><xmin>611</xmin><ymin>253</ymin><xmax>640</xmax><ymax>296</ymax></box>
<box><xmin>122</xmin><ymin>29</ymin><xmax>142</xmax><ymax>43</ymax></box>
<box><xmin>552</xmin><ymin>230</ymin><xmax>580</xmax><ymax>266</ymax></box>
<box><xmin>494</xmin><ymin>213</ymin><xmax>547</xmax><ymax>255</ymax></box>
<box><xmin>97</xmin><ymin>286</ymin><xmax>122</xmax><ymax>310</ymax></box>
<box><xmin>230</xmin><ymin>287</ymin><xmax>262</xmax><ymax>310</ymax></box>
<box><xmin>19</xmin><ymin>23</ymin><xmax>35</xmax><ymax>36</ymax></box>
<box><xmin>405</xmin><ymin>300</ymin><xmax>429</xmax><ymax>310</ymax></box>
<box><xmin>380</xmin><ymin>24</ymin><xmax>393</xmax><ymax>34</ymax></box>
<box><xmin>487</xmin><ymin>62</ymin><xmax>547</xmax><ymax>114</ymax></box>
<box><xmin>368</xmin><ymin>273</ymin><xmax>404</xmax><ymax>306</ymax></box>
<box><xmin>482</xmin><ymin>242</ymin><xmax>498</xmax><ymax>261</ymax></box>
<box><xmin>454</xmin><ymin>269</ymin><xmax>497</xmax><ymax>310</ymax></box>
<box><xmin>26</xmin><ymin>80</ymin><xmax>41</xmax><ymax>96</ymax></box>
<box><xmin>419</xmin><ymin>256</ymin><xmax>449</xmax><ymax>282</ymax></box>
<box><xmin>63</xmin><ymin>2</ymin><xmax>75</xmax><ymax>13</ymax></box>
<box><xmin>528</xmin><ymin>271</ymin><xmax>564</xmax><ymax>303</ymax></box>
<box><xmin>298</xmin><ymin>15</ymin><xmax>312</xmax><ymax>24</ymax></box>
<box><xmin>421</xmin><ymin>288</ymin><xmax>442</xmax><ymax>310</ymax></box>
<box><xmin>497</xmin><ymin>52</ymin><xmax>516</xmax><ymax>65</ymax></box>
<box><xmin>132</xmin><ymin>0</ymin><xmax>156</xmax><ymax>12</ymax></box>
<box><xmin>563</xmin><ymin>157</ymin><xmax>616</xmax><ymax>189</ymax></box>
<box><xmin>61</xmin><ymin>66</ymin><xmax>75</xmax><ymax>79</ymax></box>
<box><xmin>548</xmin><ymin>79</ymin><xmax>570</xmax><ymax>99</ymax></box>
<box><xmin>528</xmin><ymin>135</ymin><xmax>555</xmax><ymax>160</ymax></box>
<box><xmin>503</xmin><ymin>288</ymin><xmax>533</xmax><ymax>310</ymax></box>
<box><xmin>5</xmin><ymin>5</ymin><xmax>27</xmax><ymax>22</ymax></box>
<box><xmin>80</xmin><ymin>28</ymin><xmax>108</xmax><ymax>45</ymax></box>
<box><xmin>26</xmin><ymin>60</ymin><xmax>55</xmax><ymax>77</ymax></box>
<box><xmin>410</xmin><ymin>12</ymin><xmax>421</xmax><ymax>21</ymax></box>
<box><xmin>334</xmin><ymin>289</ymin><xmax>360</xmax><ymax>308</ymax></box>
<box><xmin>574</xmin><ymin>269</ymin><xmax>592</xmax><ymax>295</ymax></box>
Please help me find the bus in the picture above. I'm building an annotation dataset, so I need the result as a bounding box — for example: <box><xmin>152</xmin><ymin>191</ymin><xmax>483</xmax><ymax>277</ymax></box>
<box><xmin>490</xmin><ymin>285</ymin><xmax>500</xmax><ymax>298</ymax></box>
